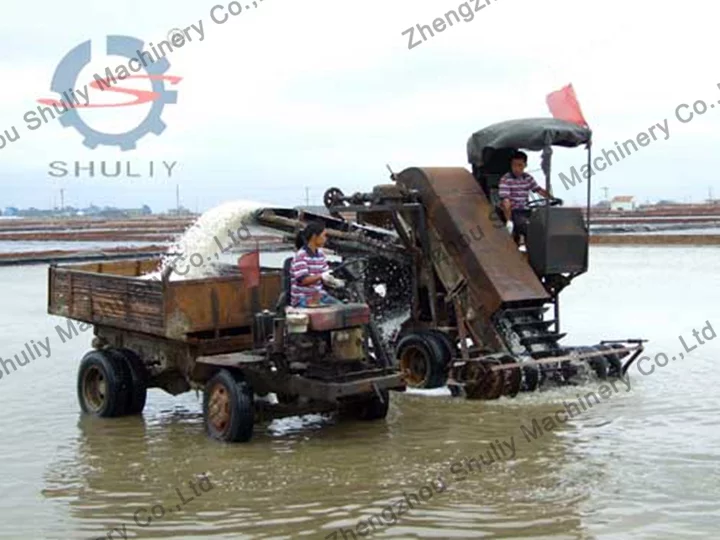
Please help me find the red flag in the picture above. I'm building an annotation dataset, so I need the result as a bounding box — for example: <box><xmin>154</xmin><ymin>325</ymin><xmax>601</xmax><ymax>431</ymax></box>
<box><xmin>546</xmin><ymin>84</ymin><xmax>588</xmax><ymax>127</ymax></box>
<box><xmin>238</xmin><ymin>250</ymin><xmax>260</xmax><ymax>289</ymax></box>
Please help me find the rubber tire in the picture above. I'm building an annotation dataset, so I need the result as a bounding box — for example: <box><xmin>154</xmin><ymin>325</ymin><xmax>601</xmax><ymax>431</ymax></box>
<box><xmin>423</xmin><ymin>330</ymin><xmax>455</xmax><ymax>367</ymax></box>
<box><xmin>420</xmin><ymin>330</ymin><xmax>454</xmax><ymax>387</ymax></box>
<box><xmin>106</xmin><ymin>348</ymin><xmax>148</xmax><ymax>415</ymax></box>
<box><xmin>593</xmin><ymin>344</ymin><xmax>623</xmax><ymax>378</ymax></box>
<box><xmin>203</xmin><ymin>370</ymin><xmax>255</xmax><ymax>443</ymax></box>
<box><xmin>396</xmin><ymin>333</ymin><xmax>446</xmax><ymax>389</ymax></box>
<box><xmin>587</xmin><ymin>346</ymin><xmax>609</xmax><ymax>379</ymax></box>
<box><xmin>77</xmin><ymin>350</ymin><xmax>132</xmax><ymax>418</ymax></box>
<box><xmin>349</xmin><ymin>390</ymin><xmax>390</xmax><ymax>421</ymax></box>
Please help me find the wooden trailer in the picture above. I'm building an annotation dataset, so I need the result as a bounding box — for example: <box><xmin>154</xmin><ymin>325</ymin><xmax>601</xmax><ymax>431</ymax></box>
<box><xmin>48</xmin><ymin>258</ymin><xmax>404</xmax><ymax>443</ymax></box>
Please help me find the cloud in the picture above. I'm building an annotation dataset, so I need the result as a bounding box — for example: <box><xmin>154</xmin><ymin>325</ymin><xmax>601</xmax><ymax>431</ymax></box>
<box><xmin>0</xmin><ymin>0</ymin><xmax>718</xmax><ymax>209</ymax></box>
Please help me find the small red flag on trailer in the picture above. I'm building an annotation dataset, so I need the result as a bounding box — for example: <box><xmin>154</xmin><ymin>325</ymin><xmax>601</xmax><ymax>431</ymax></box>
<box><xmin>546</xmin><ymin>84</ymin><xmax>589</xmax><ymax>127</ymax></box>
<box><xmin>238</xmin><ymin>249</ymin><xmax>260</xmax><ymax>289</ymax></box>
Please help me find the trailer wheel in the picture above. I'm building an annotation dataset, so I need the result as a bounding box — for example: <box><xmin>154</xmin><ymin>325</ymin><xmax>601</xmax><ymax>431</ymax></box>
<box><xmin>203</xmin><ymin>370</ymin><xmax>254</xmax><ymax>443</ymax></box>
<box><xmin>77</xmin><ymin>350</ymin><xmax>132</xmax><ymax>418</ymax></box>
<box><xmin>396</xmin><ymin>333</ymin><xmax>446</xmax><ymax>389</ymax></box>
<box><xmin>106</xmin><ymin>349</ymin><xmax>148</xmax><ymax>415</ymax></box>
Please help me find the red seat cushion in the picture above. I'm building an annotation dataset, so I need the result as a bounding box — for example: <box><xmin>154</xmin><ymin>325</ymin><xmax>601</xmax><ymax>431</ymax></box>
<box><xmin>295</xmin><ymin>303</ymin><xmax>370</xmax><ymax>331</ymax></box>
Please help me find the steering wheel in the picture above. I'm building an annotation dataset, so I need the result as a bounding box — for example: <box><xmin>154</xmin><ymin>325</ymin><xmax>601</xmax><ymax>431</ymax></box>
<box><xmin>526</xmin><ymin>197</ymin><xmax>563</xmax><ymax>209</ymax></box>
<box><xmin>326</xmin><ymin>258</ymin><xmax>365</xmax><ymax>283</ymax></box>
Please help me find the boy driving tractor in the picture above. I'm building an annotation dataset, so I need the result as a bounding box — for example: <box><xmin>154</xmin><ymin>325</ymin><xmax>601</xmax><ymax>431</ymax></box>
<box><xmin>498</xmin><ymin>151</ymin><xmax>556</xmax><ymax>244</ymax></box>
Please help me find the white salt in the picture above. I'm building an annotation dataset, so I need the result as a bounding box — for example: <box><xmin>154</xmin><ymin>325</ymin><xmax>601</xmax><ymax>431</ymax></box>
<box><xmin>142</xmin><ymin>199</ymin><xmax>273</xmax><ymax>281</ymax></box>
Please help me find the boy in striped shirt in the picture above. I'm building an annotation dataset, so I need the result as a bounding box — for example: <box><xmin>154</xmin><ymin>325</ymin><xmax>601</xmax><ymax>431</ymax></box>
<box><xmin>290</xmin><ymin>222</ymin><xmax>344</xmax><ymax>307</ymax></box>
<box><xmin>498</xmin><ymin>151</ymin><xmax>553</xmax><ymax>243</ymax></box>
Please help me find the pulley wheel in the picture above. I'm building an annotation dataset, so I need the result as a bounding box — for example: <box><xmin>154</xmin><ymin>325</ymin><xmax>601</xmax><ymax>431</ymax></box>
<box><xmin>323</xmin><ymin>187</ymin><xmax>344</xmax><ymax>209</ymax></box>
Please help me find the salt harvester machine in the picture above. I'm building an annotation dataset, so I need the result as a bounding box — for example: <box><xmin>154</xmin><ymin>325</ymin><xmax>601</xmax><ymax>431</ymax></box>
<box><xmin>252</xmin><ymin>118</ymin><xmax>646</xmax><ymax>399</ymax></box>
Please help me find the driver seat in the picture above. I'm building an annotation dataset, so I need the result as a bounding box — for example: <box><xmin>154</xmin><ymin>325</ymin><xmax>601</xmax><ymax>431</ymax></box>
<box><xmin>278</xmin><ymin>257</ymin><xmax>371</xmax><ymax>331</ymax></box>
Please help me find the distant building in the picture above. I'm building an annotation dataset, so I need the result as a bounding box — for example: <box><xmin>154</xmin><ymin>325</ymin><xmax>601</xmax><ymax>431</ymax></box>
<box><xmin>594</xmin><ymin>200</ymin><xmax>611</xmax><ymax>209</ymax></box>
<box><xmin>167</xmin><ymin>206</ymin><xmax>193</xmax><ymax>216</ymax></box>
<box><xmin>610</xmin><ymin>196</ymin><xmax>636</xmax><ymax>211</ymax></box>
<box><xmin>125</xmin><ymin>205</ymin><xmax>152</xmax><ymax>217</ymax></box>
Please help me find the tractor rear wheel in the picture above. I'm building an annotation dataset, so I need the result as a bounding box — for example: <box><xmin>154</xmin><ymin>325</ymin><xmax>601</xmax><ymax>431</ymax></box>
<box><xmin>423</xmin><ymin>330</ymin><xmax>455</xmax><ymax>365</ymax></box>
<box><xmin>396</xmin><ymin>333</ymin><xmax>446</xmax><ymax>389</ymax></box>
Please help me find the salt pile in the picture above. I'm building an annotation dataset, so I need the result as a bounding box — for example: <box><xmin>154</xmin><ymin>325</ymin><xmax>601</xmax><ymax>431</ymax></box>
<box><xmin>144</xmin><ymin>199</ymin><xmax>272</xmax><ymax>281</ymax></box>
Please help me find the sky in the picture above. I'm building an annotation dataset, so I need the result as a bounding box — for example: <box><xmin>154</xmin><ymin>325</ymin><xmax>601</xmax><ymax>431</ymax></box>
<box><xmin>1</xmin><ymin>0</ymin><xmax>719</xmax><ymax>212</ymax></box>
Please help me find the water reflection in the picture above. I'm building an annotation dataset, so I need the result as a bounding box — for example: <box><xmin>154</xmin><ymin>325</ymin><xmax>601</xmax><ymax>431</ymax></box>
<box><xmin>41</xmin><ymin>391</ymin><xmax>596</xmax><ymax>539</ymax></box>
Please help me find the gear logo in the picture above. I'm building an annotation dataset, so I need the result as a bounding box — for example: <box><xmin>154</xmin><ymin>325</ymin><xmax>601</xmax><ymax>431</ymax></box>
<box><xmin>39</xmin><ymin>35</ymin><xmax>181</xmax><ymax>151</ymax></box>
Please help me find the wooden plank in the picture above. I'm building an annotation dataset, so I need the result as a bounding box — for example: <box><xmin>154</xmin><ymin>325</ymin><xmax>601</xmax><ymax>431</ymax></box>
<box><xmin>49</xmin><ymin>267</ymin><xmax>166</xmax><ymax>335</ymax></box>
<box><xmin>48</xmin><ymin>262</ymin><xmax>282</xmax><ymax>345</ymax></box>
<box><xmin>165</xmin><ymin>272</ymin><xmax>282</xmax><ymax>334</ymax></box>
<box><xmin>196</xmin><ymin>352</ymin><xmax>266</xmax><ymax>366</ymax></box>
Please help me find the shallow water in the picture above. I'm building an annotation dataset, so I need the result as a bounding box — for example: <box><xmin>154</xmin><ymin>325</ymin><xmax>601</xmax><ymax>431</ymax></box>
<box><xmin>0</xmin><ymin>246</ymin><xmax>718</xmax><ymax>539</ymax></box>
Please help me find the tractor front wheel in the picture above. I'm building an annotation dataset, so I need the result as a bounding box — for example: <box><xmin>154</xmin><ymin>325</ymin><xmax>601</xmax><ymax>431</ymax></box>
<box><xmin>203</xmin><ymin>370</ymin><xmax>255</xmax><ymax>443</ymax></box>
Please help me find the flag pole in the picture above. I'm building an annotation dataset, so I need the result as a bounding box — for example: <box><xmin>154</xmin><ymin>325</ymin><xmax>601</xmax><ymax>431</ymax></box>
<box><xmin>586</xmin><ymin>142</ymin><xmax>592</xmax><ymax>232</ymax></box>
<box><xmin>251</xmin><ymin>240</ymin><xmax>260</xmax><ymax>315</ymax></box>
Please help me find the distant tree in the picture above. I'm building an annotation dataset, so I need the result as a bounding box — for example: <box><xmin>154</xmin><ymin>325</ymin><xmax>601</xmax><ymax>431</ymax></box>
<box><xmin>141</xmin><ymin>204</ymin><xmax>152</xmax><ymax>215</ymax></box>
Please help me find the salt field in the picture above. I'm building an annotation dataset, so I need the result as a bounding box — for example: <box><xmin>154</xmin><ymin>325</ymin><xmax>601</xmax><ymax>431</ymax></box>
<box><xmin>5</xmin><ymin>1</ymin><xmax>720</xmax><ymax>537</ymax></box>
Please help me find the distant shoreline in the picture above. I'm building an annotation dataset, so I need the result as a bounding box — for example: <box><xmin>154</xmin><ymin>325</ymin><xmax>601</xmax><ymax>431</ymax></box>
<box><xmin>0</xmin><ymin>240</ymin><xmax>289</xmax><ymax>266</ymax></box>
<box><xmin>589</xmin><ymin>234</ymin><xmax>720</xmax><ymax>245</ymax></box>
<box><xmin>0</xmin><ymin>235</ymin><xmax>716</xmax><ymax>266</ymax></box>
<box><xmin>0</xmin><ymin>211</ymin><xmax>718</xmax><ymax>266</ymax></box>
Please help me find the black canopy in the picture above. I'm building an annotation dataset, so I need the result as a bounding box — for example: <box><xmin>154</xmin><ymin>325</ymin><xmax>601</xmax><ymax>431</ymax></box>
<box><xmin>467</xmin><ymin>118</ymin><xmax>592</xmax><ymax>164</ymax></box>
